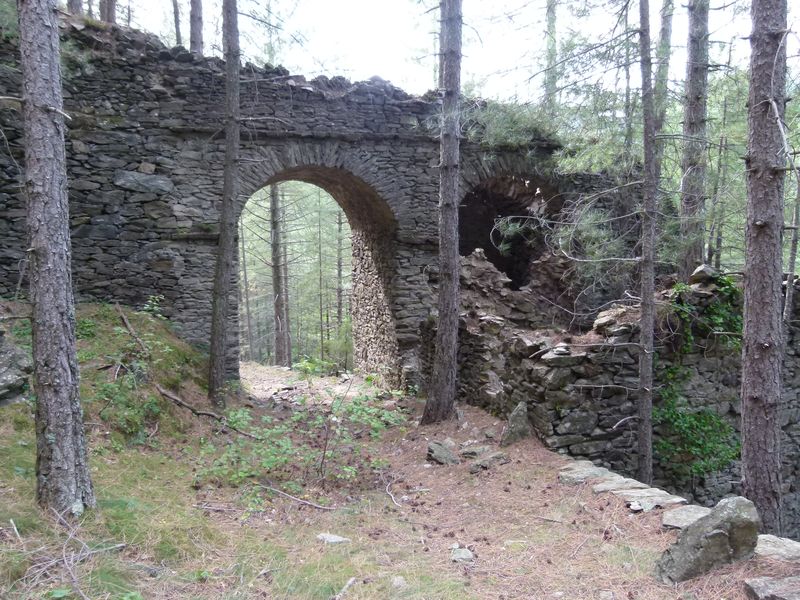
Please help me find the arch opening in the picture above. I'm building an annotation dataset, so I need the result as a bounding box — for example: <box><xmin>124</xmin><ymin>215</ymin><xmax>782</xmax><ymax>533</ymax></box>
<box><xmin>237</xmin><ymin>166</ymin><xmax>399</xmax><ymax>384</ymax></box>
<box><xmin>459</xmin><ymin>176</ymin><xmax>562</xmax><ymax>290</ymax></box>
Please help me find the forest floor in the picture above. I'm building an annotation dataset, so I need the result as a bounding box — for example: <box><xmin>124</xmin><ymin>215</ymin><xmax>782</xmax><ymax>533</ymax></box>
<box><xmin>0</xmin><ymin>303</ymin><xmax>796</xmax><ymax>600</ymax></box>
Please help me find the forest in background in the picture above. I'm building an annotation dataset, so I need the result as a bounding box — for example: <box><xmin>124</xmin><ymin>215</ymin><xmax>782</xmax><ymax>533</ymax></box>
<box><xmin>238</xmin><ymin>183</ymin><xmax>352</xmax><ymax>372</ymax></box>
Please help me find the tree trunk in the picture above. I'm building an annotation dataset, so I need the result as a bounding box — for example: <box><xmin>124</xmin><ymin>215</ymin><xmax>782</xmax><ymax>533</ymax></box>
<box><xmin>652</xmin><ymin>0</ymin><xmax>674</xmax><ymax>181</ymax></box>
<box><xmin>18</xmin><ymin>0</ymin><xmax>96</xmax><ymax>516</ymax></box>
<box><xmin>317</xmin><ymin>188</ymin><xmax>324</xmax><ymax>361</ymax></box>
<box><xmin>239</xmin><ymin>221</ymin><xmax>255</xmax><ymax>362</ymax></box>
<box><xmin>271</xmin><ymin>184</ymin><xmax>290</xmax><ymax>367</ymax></box>
<box><xmin>207</xmin><ymin>0</ymin><xmax>240</xmax><ymax>408</ymax></box>
<box><xmin>678</xmin><ymin>0</ymin><xmax>710</xmax><ymax>281</ymax></box>
<box><xmin>622</xmin><ymin>1</ymin><xmax>633</xmax><ymax>160</ymax></box>
<box><xmin>421</xmin><ymin>0</ymin><xmax>462</xmax><ymax>425</ymax></box>
<box><xmin>98</xmin><ymin>0</ymin><xmax>116</xmax><ymax>23</ymax></box>
<box><xmin>190</xmin><ymin>0</ymin><xmax>203</xmax><ymax>54</ymax></box>
<box><xmin>741</xmin><ymin>0</ymin><xmax>787</xmax><ymax>536</ymax></box>
<box><xmin>544</xmin><ymin>0</ymin><xmax>557</xmax><ymax>117</ymax></box>
<box><xmin>636</xmin><ymin>0</ymin><xmax>658</xmax><ymax>485</ymax></box>
<box><xmin>87</xmin><ymin>0</ymin><xmax>94</xmax><ymax>18</ymax></box>
<box><xmin>172</xmin><ymin>0</ymin><xmax>182</xmax><ymax>46</ymax></box>
<box><xmin>67</xmin><ymin>0</ymin><xmax>83</xmax><ymax>15</ymax></box>
<box><xmin>336</xmin><ymin>210</ymin><xmax>344</xmax><ymax>327</ymax></box>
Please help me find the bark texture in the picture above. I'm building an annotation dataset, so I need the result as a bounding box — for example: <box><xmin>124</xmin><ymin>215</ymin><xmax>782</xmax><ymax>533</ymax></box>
<box><xmin>67</xmin><ymin>0</ymin><xmax>83</xmax><ymax>15</ymax></box>
<box><xmin>270</xmin><ymin>185</ymin><xmax>291</xmax><ymax>367</ymax></box>
<box><xmin>636</xmin><ymin>0</ymin><xmax>658</xmax><ymax>484</ymax></box>
<box><xmin>741</xmin><ymin>0</ymin><xmax>787</xmax><ymax>535</ymax></box>
<box><xmin>544</xmin><ymin>0</ymin><xmax>557</xmax><ymax>117</ymax></box>
<box><xmin>652</xmin><ymin>0</ymin><xmax>674</xmax><ymax>181</ymax></box>
<box><xmin>421</xmin><ymin>0</ymin><xmax>462</xmax><ymax>425</ymax></box>
<box><xmin>98</xmin><ymin>0</ymin><xmax>116</xmax><ymax>23</ymax></box>
<box><xmin>678</xmin><ymin>0</ymin><xmax>710</xmax><ymax>281</ymax></box>
<box><xmin>18</xmin><ymin>0</ymin><xmax>95</xmax><ymax>515</ymax></box>
<box><xmin>172</xmin><ymin>0</ymin><xmax>182</xmax><ymax>47</ymax></box>
<box><xmin>208</xmin><ymin>0</ymin><xmax>240</xmax><ymax>407</ymax></box>
<box><xmin>239</xmin><ymin>222</ymin><xmax>254</xmax><ymax>361</ymax></box>
<box><xmin>189</xmin><ymin>0</ymin><xmax>203</xmax><ymax>54</ymax></box>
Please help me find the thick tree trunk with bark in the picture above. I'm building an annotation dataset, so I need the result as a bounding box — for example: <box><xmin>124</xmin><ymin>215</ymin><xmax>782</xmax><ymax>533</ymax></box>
<box><xmin>421</xmin><ymin>0</ymin><xmax>462</xmax><ymax>425</ymax></box>
<box><xmin>172</xmin><ymin>0</ymin><xmax>182</xmax><ymax>46</ymax></box>
<box><xmin>207</xmin><ymin>0</ymin><xmax>240</xmax><ymax>408</ymax></box>
<box><xmin>18</xmin><ymin>0</ymin><xmax>96</xmax><ymax>516</ymax></box>
<box><xmin>678</xmin><ymin>0</ymin><xmax>710</xmax><ymax>281</ymax></box>
<box><xmin>636</xmin><ymin>0</ymin><xmax>658</xmax><ymax>485</ymax></box>
<box><xmin>271</xmin><ymin>185</ymin><xmax>291</xmax><ymax>367</ymax></box>
<box><xmin>98</xmin><ymin>0</ymin><xmax>116</xmax><ymax>23</ymax></box>
<box><xmin>741</xmin><ymin>0</ymin><xmax>787</xmax><ymax>535</ymax></box>
<box><xmin>190</xmin><ymin>0</ymin><xmax>203</xmax><ymax>54</ymax></box>
<box><xmin>67</xmin><ymin>0</ymin><xmax>83</xmax><ymax>15</ymax></box>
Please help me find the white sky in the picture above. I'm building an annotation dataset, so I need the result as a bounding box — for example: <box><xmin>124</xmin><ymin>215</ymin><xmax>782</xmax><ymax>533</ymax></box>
<box><xmin>127</xmin><ymin>0</ymin><xmax>799</xmax><ymax>101</ymax></box>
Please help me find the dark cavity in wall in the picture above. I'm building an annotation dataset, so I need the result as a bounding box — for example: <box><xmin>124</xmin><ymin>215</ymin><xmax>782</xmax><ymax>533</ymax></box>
<box><xmin>459</xmin><ymin>176</ymin><xmax>561</xmax><ymax>290</ymax></box>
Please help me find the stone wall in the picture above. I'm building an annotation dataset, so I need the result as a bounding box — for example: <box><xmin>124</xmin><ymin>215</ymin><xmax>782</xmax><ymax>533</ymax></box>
<box><xmin>445</xmin><ymin>257</ymin><xmax>800</xmax><ymax>539</ymax></box>
<box><xmin>0</xmin><ymin>19</ymin><xmax>582</xmax><ymax>384</ymax></box>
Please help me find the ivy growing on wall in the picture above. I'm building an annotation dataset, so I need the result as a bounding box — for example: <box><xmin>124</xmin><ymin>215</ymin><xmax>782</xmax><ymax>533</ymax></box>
<box><xmin>653</xmin><ymin>274</ymin><xmax>742</xmax><ymax>478</ymax></box>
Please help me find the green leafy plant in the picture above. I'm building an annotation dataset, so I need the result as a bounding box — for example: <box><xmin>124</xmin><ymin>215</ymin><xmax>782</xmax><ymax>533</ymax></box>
<box><xmin>653</xmin><ymin>365</ymin><xmax>740</xmax><ymax>478</ymax></box>
<box><xmin>140</xmin><ymin>294</ymin><xmax>166</xmax><ymax>320</ymax></box>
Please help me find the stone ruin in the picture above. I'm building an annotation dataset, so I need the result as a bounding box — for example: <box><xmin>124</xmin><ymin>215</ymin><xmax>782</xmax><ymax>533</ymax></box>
<box><xmin>0</xmin><ymin>18</ymin><xmax>633</xmax><ymax>386</ymax></box>
<box><xmin>4</xmin><ymin>16</ymin><xmax>798</xmax><ymax>539</ymax></box>
<box><xmin>428</xmin><ymin>257</ymin><xmax>800</xmax><ymax>539</ymax></box>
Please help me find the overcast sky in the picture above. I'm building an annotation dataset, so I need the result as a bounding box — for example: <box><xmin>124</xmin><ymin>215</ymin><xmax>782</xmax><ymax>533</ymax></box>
<box><xmin>127</xmin><ymin>0</ymin><xmax>798</xmax><ymax>101</ymax></box>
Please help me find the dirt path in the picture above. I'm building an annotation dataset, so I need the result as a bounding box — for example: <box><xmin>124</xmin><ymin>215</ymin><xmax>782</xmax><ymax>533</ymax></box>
<box><xmin>224</xmin><ymin>364</ymin><xmax>795</xmax><ymax>600</ymax></box>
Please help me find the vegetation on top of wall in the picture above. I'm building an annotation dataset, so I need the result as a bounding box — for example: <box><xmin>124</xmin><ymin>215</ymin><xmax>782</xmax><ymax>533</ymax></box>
<box><xmin>462</xmin><ymin>99</ymin><xmax>559</xmax><ymax>151</ymax></box>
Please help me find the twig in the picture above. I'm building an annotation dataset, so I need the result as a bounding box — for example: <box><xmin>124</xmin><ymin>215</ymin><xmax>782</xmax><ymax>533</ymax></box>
<box><xmin>193</xmin><ymin>503</ymin><xmax>239</xmax><ymax>513</ymax></box>
<box><xmin>570</xmin><ymin>535</ymin><xmax>591</xmax><ymax>558</ymax></box>
<box><xmin>256</xmin><ymin>483</ymin><xmax>336</xmax><ymax>511</ymax></box>
<box><xmin>381</xmin><ymin>473</ymin><xmax>402</xmax><ymax>508</ymax></box>
<box><xmin>155</xmin><ymin>384</ymin><xmax>260</xmax><ymax>440</ymax></box>
<box><xmin>533</xmin><ymin>514</ymin><xmax>563</xmax><ymax>524</ymax></box>
<box><xmin>9</xmin><ymin>519</ymin><xmax>23</xmax><ymax>543</ymax></box>
<box><xmin>330</xmin><ymin>576</ymin><xmax>358</xmax><ymax>600</ymax></box>
<box><xmin>114</xmin><ymin>304</ymin><xmax>150</xmax><ymax>357</ymax></box>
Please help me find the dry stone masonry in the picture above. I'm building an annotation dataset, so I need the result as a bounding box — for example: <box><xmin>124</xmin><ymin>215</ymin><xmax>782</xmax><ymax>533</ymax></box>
<box><xmin>0</xmin><ymin>18</ymin><xmax>622</xmax><ymax>385</ymax></box>
<box><xmin>447</xmin><ymin>258</ymin><xmax>800</xmax><ymax>539</ymax></box>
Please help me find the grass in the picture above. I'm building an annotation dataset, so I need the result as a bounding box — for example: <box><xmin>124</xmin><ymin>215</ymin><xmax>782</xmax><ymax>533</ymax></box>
<box><xmin>2</xmin><ymin>301</ymin><xmax>797</xmax><ymax>599</ymax></box>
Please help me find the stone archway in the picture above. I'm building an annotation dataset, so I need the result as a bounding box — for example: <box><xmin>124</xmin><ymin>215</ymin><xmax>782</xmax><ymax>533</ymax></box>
<box><xmin>239</xmin><ymin>164</ymin><xmax>400</xmax><ymax>385</ymax></box>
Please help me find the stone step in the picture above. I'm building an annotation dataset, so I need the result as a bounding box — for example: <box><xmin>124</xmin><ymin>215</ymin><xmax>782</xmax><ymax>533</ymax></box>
<box><xmin>755</xmin><ymin>535</ymin><xmax>800</xmax><ymax>562</ymax></box>
<box><xmin>610</xmin><ymin>488</ymin><xmax>687</xmax><ymax>512</ymax></box>
<box><xmin>661</xmin><ymin>505</ymin><xmax>712</xmax><ymax>530</ymax></box>
<box><xmin>745</xmin><ymin>576</ymin><xmax>800</xmax><ymax>600</ymax></box>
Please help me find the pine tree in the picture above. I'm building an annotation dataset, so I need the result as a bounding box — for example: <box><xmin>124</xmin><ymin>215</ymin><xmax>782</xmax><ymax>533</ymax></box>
<box><xmin>18</xmin><ymin>0</ymin><xmax>96</xmax><ymax>515</ymax></box>
<box><xmin>741</xmin><ymin>0</ymin><xmax>787</xmax><ymax>535</ymax></box>
<box><xmin>421</xmin><ymin>0</ymin><xmax>462</xmax><ymax>424</ymax></box>
<box><xmin>208</xmin><ymin>0</ymin><xmax>241</xmax><ymax>408</ymax></box>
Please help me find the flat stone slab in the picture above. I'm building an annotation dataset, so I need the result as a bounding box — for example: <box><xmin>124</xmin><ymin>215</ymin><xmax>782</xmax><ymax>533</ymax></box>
<box><xmin>317</xmin><ymin>533</ymin><xmax>350</xmax><ymax>544</ymax></box>
<box><xmin>662</xmin><ymin>505</ymin><xmax>712</xmax><ymax>530</ymax></box>
<box><xmin>745</xmin><ymin>576</ymin><xmax>800</xmax><ymax>600</ymax></box>
<box><xmin>611</xmin><ymin>488</ymin><xmax>687</xmax><ymax>512</ymax></box>
<box><xmin>558</xmin><ymin>461</ymin><xmax>612</xmax><ymax>485</ymax></box>
<box><xmin>756</xmin><ymin>535</ymin><xmax>800</xmax><ymax>562</ymax></box>
<box><xmin>592</xmin><ymin>476</ymin><xmax>650</xmax><ymax>494</ymax></box>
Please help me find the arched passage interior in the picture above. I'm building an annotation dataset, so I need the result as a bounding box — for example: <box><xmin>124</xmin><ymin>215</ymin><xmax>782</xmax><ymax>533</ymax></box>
<box><xmin>237</xmin><ymin>166</ymin><xmax>400</xmax><ymax>382</ymax></box>
<box><xmin>459</xmin><ymin>175</ymin><xmax>562</xmax><ymax>290</ymax></box>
